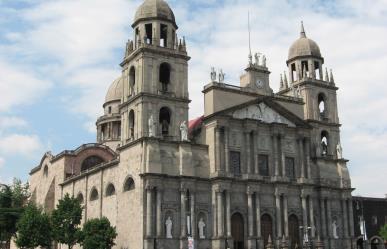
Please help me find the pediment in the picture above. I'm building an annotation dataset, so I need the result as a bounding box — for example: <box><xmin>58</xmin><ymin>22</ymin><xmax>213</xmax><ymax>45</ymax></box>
<box><xmin>230</xmin><ymin>102</ymin><xmax>296</xmax><ymax>127</ymax></box>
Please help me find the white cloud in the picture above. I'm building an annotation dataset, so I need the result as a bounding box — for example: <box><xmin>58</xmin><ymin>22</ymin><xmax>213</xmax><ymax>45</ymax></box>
<box><xmin>0</xmin><ymin>134</ymin><xmax>43</xmax><ymax>157</ymax></box>
<box><xmin>0</xmin><ymin>60</ymin><xmax>51</xmax><ymax>112</ymax></box>
<box><xmin>0</xmin><ymin>116</ymin><xmax>28</xmax><ymax>131</ymax></box>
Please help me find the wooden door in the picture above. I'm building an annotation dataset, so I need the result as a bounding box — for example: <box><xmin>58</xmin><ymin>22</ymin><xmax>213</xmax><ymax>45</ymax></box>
<box><xmin>231</xmin><ymin>213</ymin><xmax>244</xmax><ymax>249</ymax></box>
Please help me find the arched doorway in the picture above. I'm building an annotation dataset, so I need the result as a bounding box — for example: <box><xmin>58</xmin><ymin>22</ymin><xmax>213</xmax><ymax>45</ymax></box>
<box><xmin>356</xmin><ymin>237</ymin><xmax>364</xmax><ymax>249</ymax></box>
<box><xmin>261</xmin><ymin>214</ymin><xmax>273</xmax><ymax>248</ymax></box>
<box><xmin>231</xmin><ymin>212</ymin><xmax>244</xmax><ymax>249</ymax></box>
<box><xmin>288</xmin><ymin>215</ymin><xmax>300</xmax><ymax>249</ymax></box>
<box><xmin>371</xmin><ymin>237</ymin><xmax>382</xmax><ymax>249</ymax></box>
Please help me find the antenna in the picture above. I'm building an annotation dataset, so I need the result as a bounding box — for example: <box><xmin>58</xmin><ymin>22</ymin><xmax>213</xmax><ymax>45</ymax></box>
<box><xmin>248</xmin><ymin>11</ymin><xmax>252</xmax><ymax>59</ymax></box>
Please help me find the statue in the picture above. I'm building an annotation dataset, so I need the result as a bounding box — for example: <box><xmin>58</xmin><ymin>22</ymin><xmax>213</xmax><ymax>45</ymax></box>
<box><xmin>166</xmin><ymin>216</ymin><xmax>173</xmax><ymax>238</ymax></box>
<box><xmin>262</xmin><ymin>55</ymin><xmax>266</xmax><ymax>67</ymax></box>
<box><xmin>210</xmin><ymin>67</ymin><xmax>217</xmax><ymax>82</ymax></box>
<box><xmin>248</xmin><ymin>53</ymin><xmax>253</xmax><ymax>65</ymax></box>
<box><xmin>254</xmin><ymin>53</ymin><xmax>260</xmax><ymax>66</ymax></box>
<box><xmin>162</xmin><ymin>119</ymin><xmax>169</xmax><ymax>135</ymax></box>
<box><xmin>332</xmin><ymin>220</ymin><xmax>339</xmax><ymax>239</ymax></box>
<box><xmin>321</xmin><ymin>140</ymin><xmax>328</xmax><ymax>156</ymax></box>
<box><xmin>198</xmin><ymin>218</ymin><xmax>206</xmax><ymax>239</ymax></box>
<box><xmin>148</xmin><ymin>115</ymin><xmax>156</xmax><ymax>137</ymax></box>
<box><xmin>180</xmin><ymin>121</ymin><xmax>189</xmax><ymax>141</ymax></box>
<box><xmin>336</xmin><ymin>142</ymin><xmax>343</xmax><ymax>159</ymax></box>
<box><xmin>218</xmin><ymin>69</ymin><xmax>225</xmax><ymax>83</ymax></box>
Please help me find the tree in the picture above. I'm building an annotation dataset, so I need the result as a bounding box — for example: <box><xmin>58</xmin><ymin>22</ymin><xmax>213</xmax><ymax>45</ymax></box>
<box><xmin>379</xmin><ymin>224</ymin><xmax>387</xmax><ymax>241</ymax></box>
<box><xmin>80</xmin><ymin>217</ymin><xmax>117</xmax><ymax>249</ymax></box>
<box><xmin>51</xmin><ymin>193</ymin><xmax>83</xmax><ymax>249</ymax></box>
<box><xmin>15</xmin><ymin>203</ymin><xmax>52</xmax><ymax>249</ymax></box>
<box><xmin>0</xmin><ymin>179</ymin><xmax>29</xmax><ymax>249</ymax></box>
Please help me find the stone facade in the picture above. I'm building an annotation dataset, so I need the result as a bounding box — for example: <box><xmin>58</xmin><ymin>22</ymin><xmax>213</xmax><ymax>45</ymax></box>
<box><xmin>28</xmin><ymin>0</ymin><xmax>355</xmax><ymax>249</ymax></box>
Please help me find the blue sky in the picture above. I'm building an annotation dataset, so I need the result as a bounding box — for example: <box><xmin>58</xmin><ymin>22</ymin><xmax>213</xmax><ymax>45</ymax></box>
<box><xmin>0</xmin><ymin>0</ymin><xmax>387</xmax><ymax>197</ymax></box>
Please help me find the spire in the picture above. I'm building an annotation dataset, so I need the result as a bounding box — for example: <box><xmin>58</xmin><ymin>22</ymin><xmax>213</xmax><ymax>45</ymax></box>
<box><xmin>300</xmin><ymin>21</ymin><xmax>306</xmax><ymax>38</ymax></box>
<box><xmin>283</xmin><ymin>71</ymin><xmax>288</xmax><ymax>88</ymax></box>
<box><xmin>280</xmin><ymin>74</ymin><xmax>284</xmax><ymax>90</ymax></box>
<box><xmin>330</xmin><ymin>69</ymin><xmax>335</xmax><ymax>84</ymax></box>
<box><xmin>325</xmin><ymin>68</ymin><xmax>329</xmax><ymax>82</ymax></box>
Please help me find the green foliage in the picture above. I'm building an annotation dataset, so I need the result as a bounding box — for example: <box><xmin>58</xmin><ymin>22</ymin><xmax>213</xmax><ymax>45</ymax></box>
<box><xmin>379</xmin><ymin>224</ymin><xmax>387</xmax><ymax>240</ymax></box>
<box><xmin>80</xmin><ymin>217</ymin><xmax>117</xmax><ymax>249</ymax></box>
<box><xmin>0</xmin><ymin>179</ymin><xmax>29</xmax><ymax>245</ymax></box>
<box><xmin>15</xmin><ymin>203</ymin><xmax>52</xmax><ymax>248</ymax></box>
<box><xmin>51</xmin><ymin>193</ymin><xmax>83</xmax><ymax>249</ymax></box>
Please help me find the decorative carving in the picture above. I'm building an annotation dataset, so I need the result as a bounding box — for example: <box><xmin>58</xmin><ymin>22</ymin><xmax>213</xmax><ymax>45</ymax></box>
<box><xmin>218</xmin><ymin>69</ymin><xmax>225</xmax><ymax>83</ymax></box>
<box><xmin>336</xmin><ymin>142</ymin><xmax>343</xmax><ymax>159</ymax></box>
<box><xmin>210</xmin><ymin>67</ymin><xmax>216</xmax><ymax>81</ymax></box>
<box><xmin>198</xmin><ymin>218</ymin><xmax>206</xmax><ymax>239</ymax></box>
<box><xmin>148</xmin><ymin>115</ymin><xmax>156</xmax><ymax>137</ymax></box>
<box><xmin>180</xmin><ymin>121</ymin><xmax>189</xmax><ymax>141</ymax></box>
<box><xmin>332</xmin><ymin>220</ymin><xmax>339</xmax><ymax>239</ymax></box>
<box><xmin>165</xmin><ymin>216</ymin><xmax>173</xmax><ymax>238</ymax></box>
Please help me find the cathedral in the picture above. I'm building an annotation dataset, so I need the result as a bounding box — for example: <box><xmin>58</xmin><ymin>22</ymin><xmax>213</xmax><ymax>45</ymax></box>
<box><xmin>28</xmin><ymin>0</ymin><xmax>355</xmax><ymax>248</ymax></box>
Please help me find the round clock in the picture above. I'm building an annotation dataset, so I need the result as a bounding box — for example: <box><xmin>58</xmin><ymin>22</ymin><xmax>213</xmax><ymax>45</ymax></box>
<box><xmin>256</xmin><ymin>79</ymin><xmax>264</xmax><ymax>88</ymax></box>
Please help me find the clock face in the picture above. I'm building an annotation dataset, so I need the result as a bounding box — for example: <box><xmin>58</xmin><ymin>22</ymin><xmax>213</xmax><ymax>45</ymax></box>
<box><xmin>256</xmin><ymin>79</ymin><xmax>264</xmax><ymax>88</ymax></box>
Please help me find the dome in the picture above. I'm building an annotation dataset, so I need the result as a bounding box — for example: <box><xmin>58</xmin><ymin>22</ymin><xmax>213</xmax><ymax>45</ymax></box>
<box><xmin>288</xmin><ymin>22</ymin><xmax>322</xmax><ymax>61</ymax></box>
<box><xmin>105</xmin><ymin>77</ymin><xmax>123</xmax><ymax>103</ymax></box>
<box><xmin>133</xmin><ymin>0</ymin><xmax>176</xmax><ymax>28</ymax></box>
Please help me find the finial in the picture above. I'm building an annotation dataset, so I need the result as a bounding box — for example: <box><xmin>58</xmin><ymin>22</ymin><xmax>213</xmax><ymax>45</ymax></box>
<box><xmin>300</xmin><ymin>21</ymin><xmax>306</xmax><ymax>38</ymax></box>
<box><xmin>330</xmin><ymin>69</ymin><xmax>335</xmax><ymax>84</ymax></box>
<box><xmin>280</xmin><ymin>74</ymin><xmax>284</xmax><ymax>88</ymax></box>
<box><xmin>325</xmin><ymin>68</ymin><xmax>329</xmax><ymax>82</ymax></box>
<box><xmin>283</xmin><ymin>71</ymin><xmax>288</xmax><ymax>88</ymax></box>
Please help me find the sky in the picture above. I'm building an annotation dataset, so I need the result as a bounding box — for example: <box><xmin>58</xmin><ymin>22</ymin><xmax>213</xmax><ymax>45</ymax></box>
<box><xmin>0</xmin><ymin>0</ymin><xmax>387</xmax><ymax>197</ymax></box>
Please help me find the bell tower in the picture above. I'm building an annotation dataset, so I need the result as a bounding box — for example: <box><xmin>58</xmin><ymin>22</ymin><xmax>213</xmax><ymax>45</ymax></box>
<box><xmin>279</xmin><ymin>22</ymin><xmax>342</xmax><ymax>159</ymax></box>
<box><xmin>119</xmin><ymin>0</ymin><xmax>190</xmax><ymax>145</ymax></box>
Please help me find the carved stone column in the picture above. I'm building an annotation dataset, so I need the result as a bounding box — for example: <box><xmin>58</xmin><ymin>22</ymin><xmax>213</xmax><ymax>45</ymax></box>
<box><xmin>181</xmin><ymin>190</ymin><xmax>187</xmax><ymax>238</ymax></box>
<box><xmin>348</xmin><ymin>199</ymin><xmax>355</xmax><ymax>237</ymax></box>
<box><xmin>224</xmin><ymin>127</ymin><xmax>230</xmax><ymax>173</ymax></box>
<box><xmin>191</xmin><ymin>192</ymin><xmax>196</xmax><ymax>238</ymax></box>
<box><xmin>305</xmin><ymin>138</ymin><xmax>311</xmax><ymax>178</ymax></box>
<box><xmin>342</xmin><ymin>199</ymin><xmax>349</xmax><ymax>238</ymax></box>
<box><xmin>254</xmin><ymin>131</ymin><xmax>259</xmax><ymax>174</ymax></box>
<box><xmin>247</xmin><ymin>192</ymin><xmax>254</xmax><ymax>237</ymax></box>
<box><xmin>215</xmin><ymin>127</ymin><xmax>222</xmax><ymax>172</ymax></box>
<box><xmin>320</xmin><ymin>198</ymin><xmax>327</xmax><ymax>238</ymax></box>
<box><xmin>246</xmin><ymin>132</ymin><xmax>252</xmax><ymax>174</ymax></box>
<box><xmin>309</xmin><ymin>197</ymin><xmax>315</xmax><ymax>238</ymax></box>
<box><xmin>279</xmin><ymin>136</ymin><xmax>286</xmax><ymax>177</ymax></box>
<box><xmin>226</xmin><ymin>191</ymin><xmax>231</xmax><ymax>238</ymax></box>
<box><xmin>284</xmin><ymin>196</ymin><xmax>289</xmax><ymax>237</ymax></box>
<box><xmin>156</xmin><ymin>189</ymin><xmax>163</xmax><ymax>237</ymax></box>
<box><xmin>255</xmin><ymin>193</ymin><xmax>262</xmax><ymax>238</ymax></box>
<box><xmin>273</xmin><ymin>135</ymin><xmax>279</xmax><ymax>176</ymax></box>
<box><xmin>326</xmin><ymin>199</ymin><xmax>333</xmax><ymax>239</ymax></box>
<box><xmin>146</xmin><ymin>187</ymin><xmax>153</xmax><ymax>238</ymax></box>
<box><xmin>217</xmin><ymin>191</ymin><xmax>224</xmax><ymax>237</ymax></box>
<box><xmin>301</xmin><ymin>196</ymin><xmax>308</xmax><ymax>229</ymax></box>
<box><xmin>275</xmin><ymin>193</ymin><xmax>282</xmax><ymax>238</ymax></box>
<box><xmin>298</xmin><ymin>138</ymin><xmax>305</xmax><ymax>178</ymax></box>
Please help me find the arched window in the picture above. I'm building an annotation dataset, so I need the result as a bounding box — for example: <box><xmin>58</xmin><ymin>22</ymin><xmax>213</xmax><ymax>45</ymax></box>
<box><xmin>77</xmin><ymin>193</ymin><xmax>84</xmax><ymax>204</ymax></box>
<box><xmin>90</xmin><ymin>188</ymin><xmax>99</xmax><ymax>201</ymax></box>
<box><xmin>105</xmin><ymin>183</ymin><xmax>116</xmax><ymax>197</ymax></box>
<box><xmin>321</xmin><ymin>131</ymin><xmax>329</xmax><ymax>156</ymax></box>
<box><xmin>318</xmin><ymin>93</ymin><xmax>327</xmax><ymax>118</ymax></box>
<box><xmin>261</xmin><ymin>214</ymin><xmax>273</xmax><ymax>248</ymax></box>
<box><xmin>81</xmin><ymin>156</ymin><xmax>105</xmax><ymax>172</ymax></box>
<box><xmin>159</xmin><ymin>107</ymin><xmax>171</xmax><ymax>136</ymax></box>
<box><xmin>43</xmin><ymin>165</ymin><xmax>48</xmax><ymax>177</ymax></box>
<box><xmin>159</xmin><ymin>63</ymin><xmax>171</xmax><ymax>92</ymax></box>
<box><xmin>123</xmin><ymin>177</ymin><xmax>135</xmax><ymax>192</ymax></box>
<box><xmin>129</xmin><ymin>66</ymin><xmax>135</xmax><ymax>96</ymax></box>
<box><xmin>129</xmin><ymin>109</ymin><xmax>135</xmax><ymax>139</ymax></box>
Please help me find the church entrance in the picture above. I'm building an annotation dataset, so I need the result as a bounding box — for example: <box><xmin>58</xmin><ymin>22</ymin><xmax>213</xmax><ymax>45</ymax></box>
<box><xmin>288</xmin><ymin>215</ymin><xmax>300</xmax><ymax>249</ymax></box>
<box><xmin>231</xmin><ymin>212</ymin><xmax>244</xmax><ymax>249</ymax></box>
<box><xmin>261</xmin><ymin>214</ymin><xmax>273</xmax><ymax>248</ymax></box>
